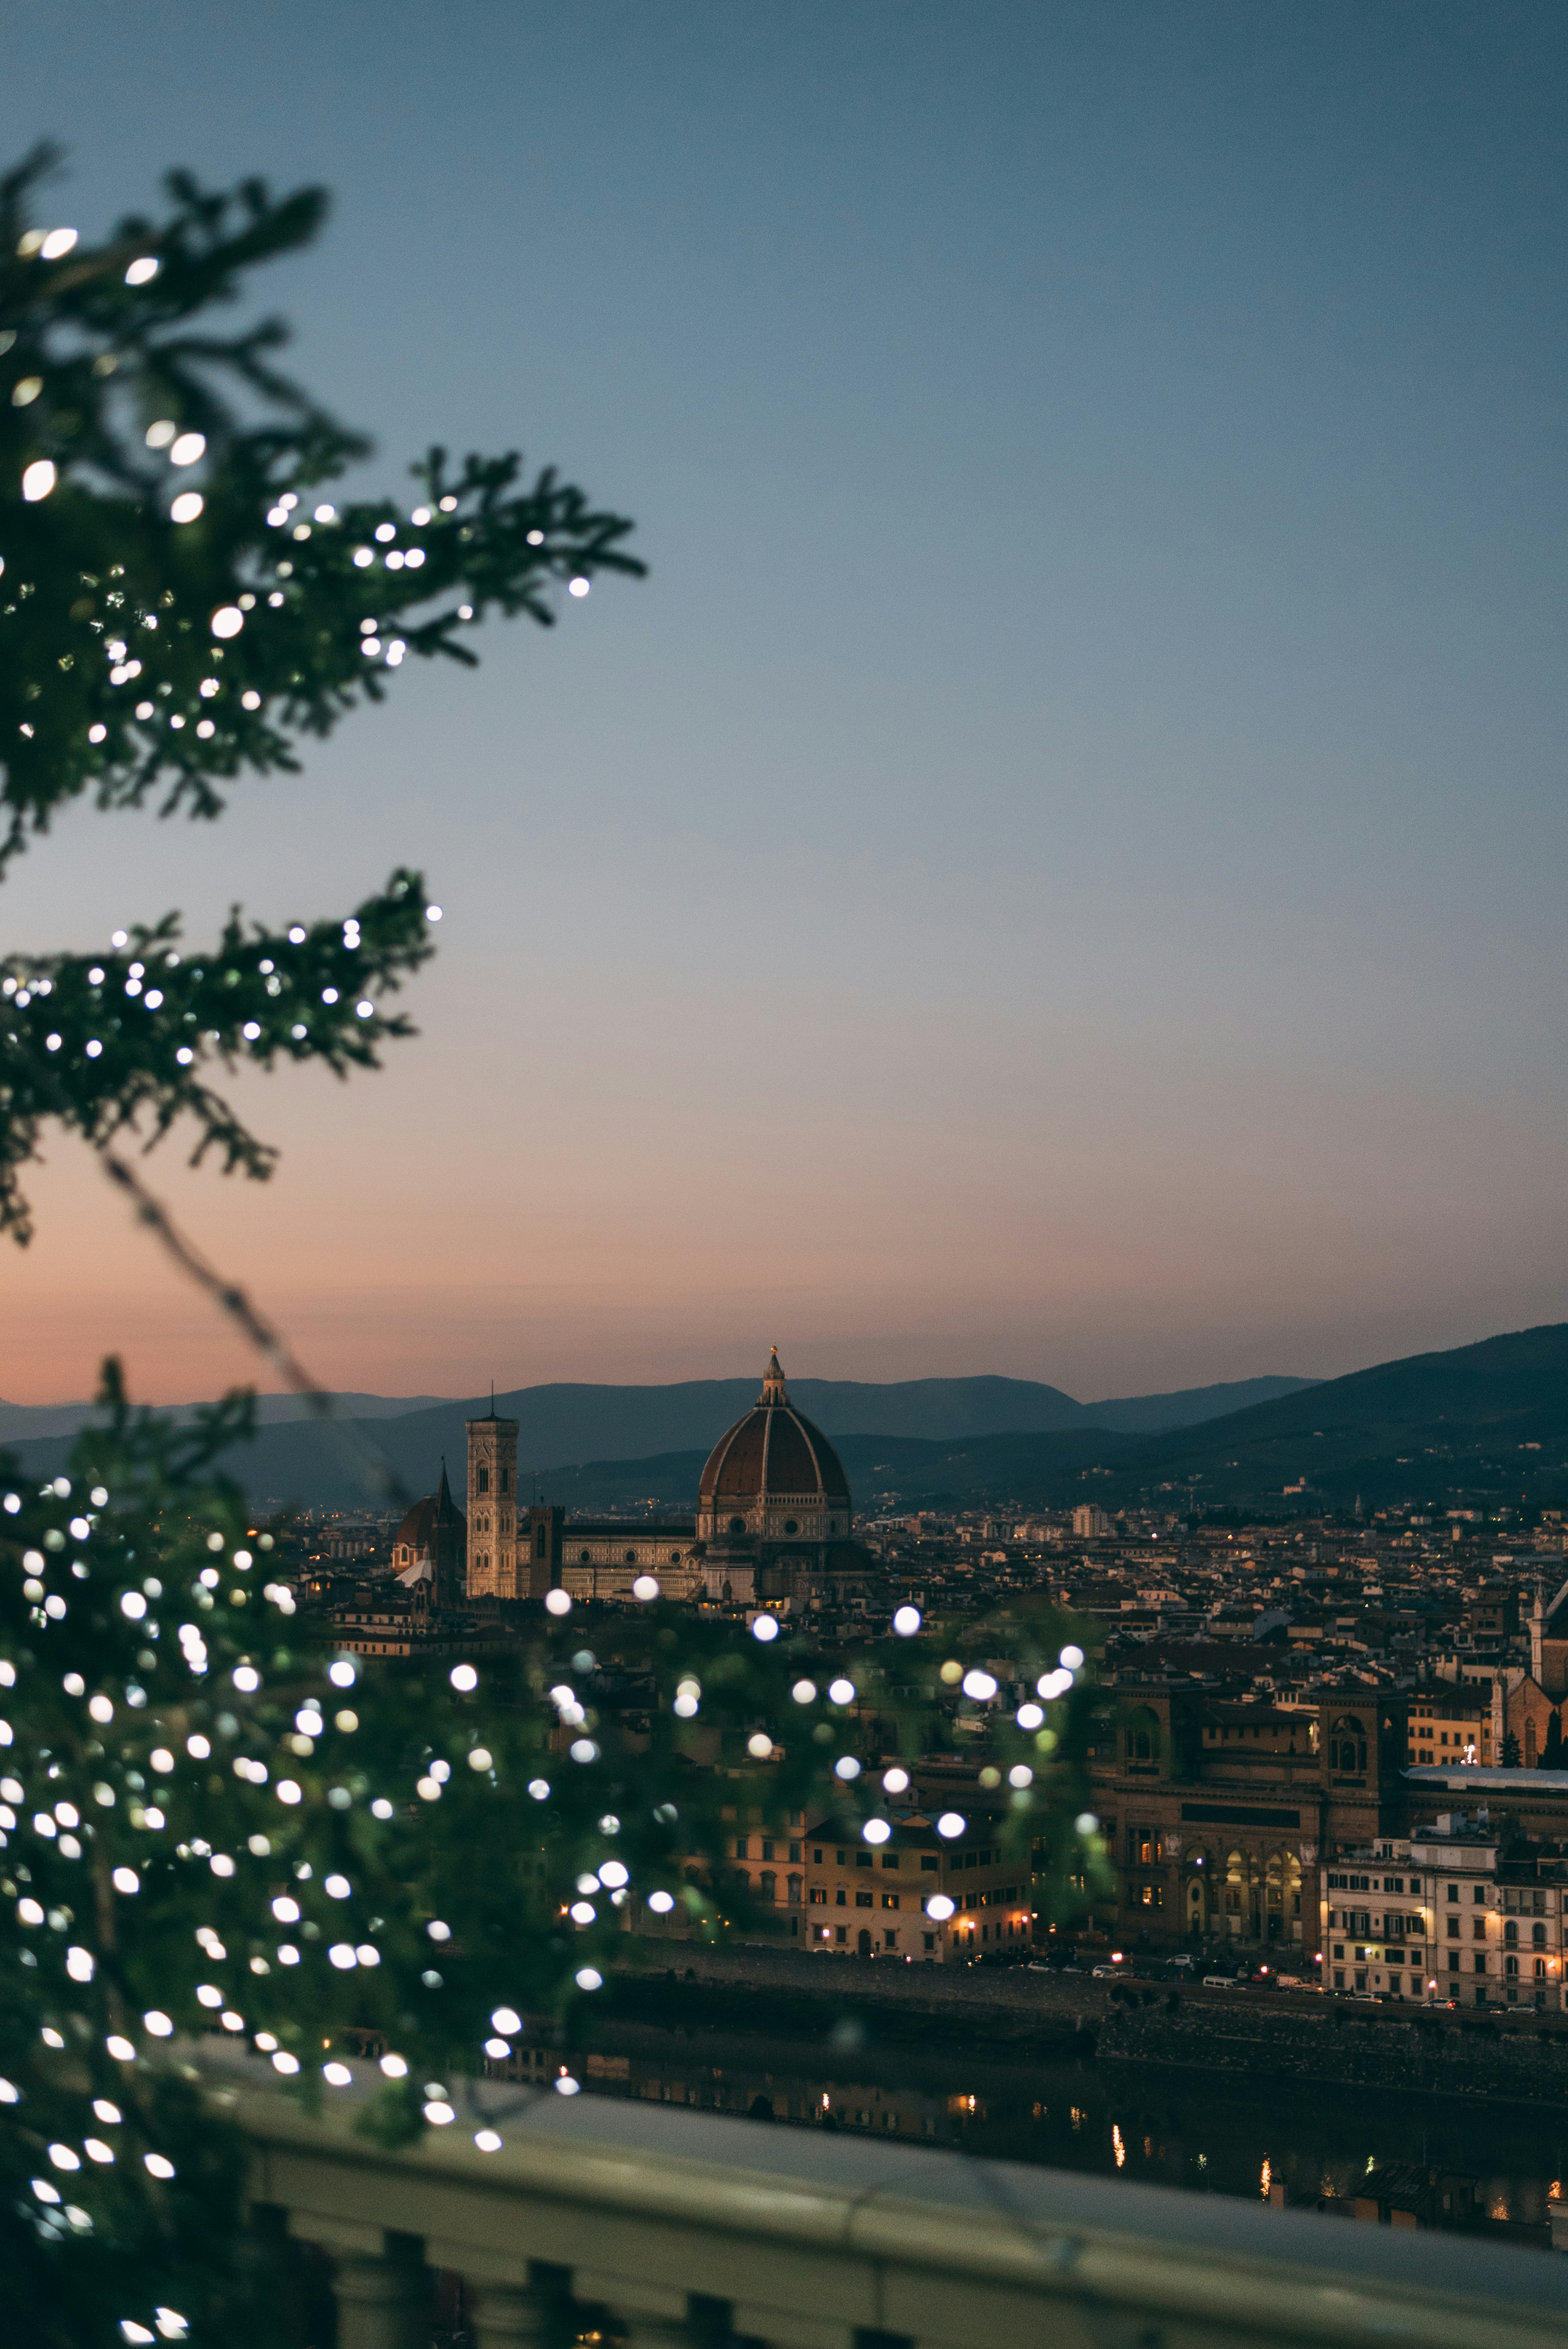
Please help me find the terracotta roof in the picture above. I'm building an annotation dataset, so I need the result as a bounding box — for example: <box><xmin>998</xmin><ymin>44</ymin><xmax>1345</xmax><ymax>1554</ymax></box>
<box><xmin>698</xmin><ymin>1350</ymin><xmax>851</xmax><ymax>1506</ymax></box>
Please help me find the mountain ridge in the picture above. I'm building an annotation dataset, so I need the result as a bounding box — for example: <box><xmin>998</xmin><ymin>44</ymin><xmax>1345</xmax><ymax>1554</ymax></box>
<box><xmin>0</xmin><ymin>1371</ymin><xmax>1313</xmax><ymax>1505</ymax></box>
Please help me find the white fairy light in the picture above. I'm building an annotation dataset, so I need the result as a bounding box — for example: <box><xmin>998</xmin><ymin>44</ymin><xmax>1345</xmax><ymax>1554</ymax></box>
<box><xmin>39</xmin><ymin>228</ymin><xmax>78</xmax><ymax>258</ymax></box>
<box><xmin>1016</xmin><ymin>1702</ymin><xmax>1044</xmax><ymax>1731</ymax></box>
<box><xmin>791</xmin><ymin>1679</ymin><xmax>816</xmax><ymax>1703</ymax></box>
<box><xmin>882</xmin><ymin>1766</ymin><xmax>910</xmax><ymax>1793</ymax></box>
<box><xmin>962</xmin><ymin>1669</ymin><xmax>997</xmax><ymax>1701</ymax></box>
<box><xmin>828</xmin><ymin>1678</ymin><xmax>855</xmax><ymax>1704</ymax></box>
<box><xmin>210</xmin><ymin>607</ymin><xmax>243</xmax><ymax>639</ymax></box>
<box><xmin>1060</xmin><ymin>1645</ymin><xmax>1085</xmax><ymax>1669</ymax></box>
<box><xmin>169</xmin><ymin>433</ymin><xmax>205</xmax><ymax>467</ymax></box>
<box><xmin>575</xmin><ymin>1968</ymin><xmax>603</xmax><ymax>1991</ymax></box>
<box><xmin>631</xmin><ymin>1574</ymin><xmax>659</xmax><ymax>1601</ymax></box>
<box><xmin>925</xmin><ymin>1894</ymin><xmax>956</xmax><ymax>1920</ymax></box>
<box><xmin>323</xmin><ymin>2062</ymin><xmax>353</xmax><ymax>2086</ymax></box>
<box><xmin>169</xmin><ymin>492</ymin><xmax>203</xmax><ymax>524</ymax></box>
<box><xmin>937</xmin><ymin>1812</ymin><xmax>966</xmax><ymax>1839</ymax></box>
<box><xmin>834</xmin><ymin>1757</ymin><xmax>860</xmax><ymax>1780</ymax></box>
<box><xmin>124</xmin><ymin>257</ymin><xmax>159</xmax><ymax>285</ymax></box>
<box><xmin>751</xmin><ymin>1615</ymin><xmax>780</xmax><ymax>1643</ymax></box>
<box><xmin>544</xmin><ymin>1589</ymin><xmax>572</xmax><ymax>1617</ymax></box>
<box><xmin>862</xmin><ymin>1818</ymin><xmax>891</xmax><ymax>1845</ymax></box>
<box><xmin>647</xmin><ymin>1889</ymin><xmax>675</xmax><ymax>1914</ymax></box>
<box><xmin>146</xmin><ymin>421</ymin><xmax>176</xmax><ymax>448</ymax></box>
<box><xmin>22</xmin><ymin>460</ymin><xmax>56</xmax><ymax>502</ymax></box>
<box><xmin>746</xmin><ymin>1732</ymin><xmax>773</xmax><ymax>1758</ymax></box>
<box><xmin>568</xmin><ymin>577</ymin><xmax>590</xmax><ymax>597</ymax></box>
<box><xmin>1008</xmin><ymin>1764</ymin><xmax>1034</xmax><ymax>1788</ymax></box>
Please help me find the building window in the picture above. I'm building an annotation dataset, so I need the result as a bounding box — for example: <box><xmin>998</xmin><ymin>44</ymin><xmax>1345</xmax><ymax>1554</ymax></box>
<box><xmin>809</xmin><ymin>1886</ymin><xmax>826</xmax><ymax>1905</ymax></box>
<box><xmin>759</xmin><ymin>1872</ymin><xmax>776</xmax><ymax>1903</ymax></box>
<box><xmin>884</xmin><ymin>1930</ymin><xmax>897</xmax><ymax>1949</ymax></box>
<box><xmin>921</xmin><ymin>1856</ymin><xmax>940</xmax><ymax>1871</ymax></box>
<box><xmin>1474</xmin><ymin>1954</ymin><xmax>1487</xmax><ymax>1973</ymax></box>
<box><xmin>788</xmin><ymin>1876</ymin><xmax>802</xmax><ymax>1905</ymax></box>
<box><xmin>857</xmin><ymin>1891</ymin><xmax>873</xmax><ymax>1908</ymax></box>
<box><xmin>783</xmin><ymin>1519</ymin><xmax>798</xmax><ymax>1536</ymax></box>
<box><xmin>882</xmin><ymin>1893</ymin><xmax>900</xmax><ymax>1911</ymax></box>
<box><xmin>477</xmin><ymin>1467</ymin><xmax>489</xmax><ymax>1494</ymax></box>
<box><xmin>881</xmin><ymin>1854</ymin><xmax>901</xmax><ymax>1869</ymax></box>
<box><xmin>761</xmin><ymin>1839</ymin><xmax>775</xmax><ymax>1862</ymax></box>
<box><xmin>735</xmin><ymin>1837</ymin><xmax>748</xmax><ymax>1859</ymax></box>
<box><xmin>924</xmin><ymin>1933</ymin><xmax>936</xmax><ymax>1952</ymax></box>
<box><xmin>835</xmin><ymin>1889</ymin><xmax>846</xmax><ymax>1906</ymax></box>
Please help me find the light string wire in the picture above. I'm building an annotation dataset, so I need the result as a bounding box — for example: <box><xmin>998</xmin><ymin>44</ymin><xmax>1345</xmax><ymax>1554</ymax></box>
<box><xmin>96</xmin><ymin>1142</ymin><xmax>413</xmax><ymax>1511</ymax></box>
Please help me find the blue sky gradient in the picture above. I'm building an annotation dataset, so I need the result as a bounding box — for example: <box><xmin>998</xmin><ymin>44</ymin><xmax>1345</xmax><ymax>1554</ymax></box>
<box><xmin>5</xmin><ymin>4</ymin><xmax>1566</xmax><ymax>1401</ymax></box>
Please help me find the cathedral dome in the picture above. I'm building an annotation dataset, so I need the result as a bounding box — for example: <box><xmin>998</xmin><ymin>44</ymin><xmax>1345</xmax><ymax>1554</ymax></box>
<box><xmin>697</xmin><ymin>1351</ymin><xmax>851</xmax><ymax>1542</ymax></box>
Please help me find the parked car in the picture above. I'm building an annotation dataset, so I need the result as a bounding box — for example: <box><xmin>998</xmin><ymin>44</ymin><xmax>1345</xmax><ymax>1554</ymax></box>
<box><xmin>1202</xmin><ymin>1974</ymin><xmax>1241</xmax><ymax>1989</ymax></box>
<box><xmin>1090</xmin><ymin>1963</ymin><xmax>1123</xmax><ymax>1979</ymax></box>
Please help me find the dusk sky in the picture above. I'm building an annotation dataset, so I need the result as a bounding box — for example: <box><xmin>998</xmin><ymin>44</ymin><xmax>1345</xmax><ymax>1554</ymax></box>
<box><xmin>5</xmin><ymin>3</ymin><xmax>1567</xmax><ymax>1407</ymax></box>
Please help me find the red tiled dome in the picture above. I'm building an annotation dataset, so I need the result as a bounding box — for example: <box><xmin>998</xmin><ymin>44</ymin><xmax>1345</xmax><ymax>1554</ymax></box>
<box><xmin>698</xmin><ymin>1351</ymin><xmax>850</xmax><ymax>1507</ymax></box>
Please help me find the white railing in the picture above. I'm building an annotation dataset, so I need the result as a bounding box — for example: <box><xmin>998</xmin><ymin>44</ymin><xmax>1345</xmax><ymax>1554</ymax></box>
<box><xmin>201</xmin><ymin>2045</ymin><xmax>1568</xmax><ymax>2349</ymax></box>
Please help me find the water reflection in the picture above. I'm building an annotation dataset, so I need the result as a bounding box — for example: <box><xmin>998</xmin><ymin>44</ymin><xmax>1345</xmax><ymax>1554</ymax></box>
<box><xmin>529</xmin><ymin>2026</ymin><xmax>1568</xmax><ymax>2228</ymax></box>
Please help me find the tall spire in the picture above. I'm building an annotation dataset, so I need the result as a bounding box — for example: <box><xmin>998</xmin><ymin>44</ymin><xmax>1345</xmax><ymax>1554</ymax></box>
<box><xmin>761</xmin><ymin>1347</ymin><xmax>788</xmax><ymax>1404</ymax></box>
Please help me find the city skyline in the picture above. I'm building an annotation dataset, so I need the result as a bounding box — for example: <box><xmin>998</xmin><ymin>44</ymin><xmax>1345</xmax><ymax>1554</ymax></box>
<box><xmin>5</xmin><ymin>3</ymin><xmax>1567</xmax><ymax>1404</ymax></box>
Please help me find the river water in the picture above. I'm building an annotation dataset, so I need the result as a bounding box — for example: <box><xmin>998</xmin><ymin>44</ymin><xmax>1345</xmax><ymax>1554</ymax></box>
<box><xmin>573</xmin><ymin>2017</ymin><xmax>1566</xmax><ymax>2228</ymax></box>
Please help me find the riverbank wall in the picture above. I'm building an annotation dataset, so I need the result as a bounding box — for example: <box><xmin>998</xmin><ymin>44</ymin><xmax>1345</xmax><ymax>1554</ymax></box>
<box><xmin>619</xmin><ymin>1937</ymin><xmax>1568</xmax><ymax>2108</ymax></box>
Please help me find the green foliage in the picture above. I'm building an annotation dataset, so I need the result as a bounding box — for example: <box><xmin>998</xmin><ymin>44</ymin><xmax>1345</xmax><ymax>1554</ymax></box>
<box><xmin>0</xmin><ymin>144</ymin><xmax>642</xmax><ymax>861</ymax></box>
<box><xmin>0</xmin><ymin>142</ymin><xmax>642</xmax><ymax>1251</ymax></box>
<box><xmin>0</xmin><ymin>1381</ymin><xmax>1103</xmax><ymax>2344</ymax></box>
<box><xmin>2</xmin><ymin>868</ymin><xmax>432</xmax><ymax>1242</ymax></box>
<box><xmin>0</xmin><ymin>141</ymin><xmax>1107</xmax><ymax>2348</ymax></box>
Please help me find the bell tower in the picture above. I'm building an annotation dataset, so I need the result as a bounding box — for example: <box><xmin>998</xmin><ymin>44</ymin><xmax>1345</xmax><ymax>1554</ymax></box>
<box><xmin>466</xmin><ymin>1402</ymin><xmax>520</xmax><ymax>1598</ymax></box>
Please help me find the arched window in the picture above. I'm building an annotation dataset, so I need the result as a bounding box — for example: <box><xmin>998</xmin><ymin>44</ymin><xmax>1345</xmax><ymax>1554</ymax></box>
<box><xmin>728</xmin><ymin>1517</ymin><xmax>746</xmax><ymax>1536</ymax></box>
<box><xmin>1123</xmin><ymin>1705</ymin><xmax>1161</xmax><ymax>1765</ymax></box>
<box><xmin>478</xmin><ymin>1467</ymin><xmax>490</xmax><ymax>1494</ymax></box>
<box><xmin>759</xmin><ymin>1871</ymin><xmax>777</xmax><ymax>1904</ymax></box>
<box><xmin>1534</xmin><ymin>1921</ymin><xmax>1547</xmax><ymax>1947</ymax></box>
<box><xmin>625</xmin><ymin>1550</ymin><xmax>637</xmax><ymax>1565</ymax></box>
<box><xmin>787</xmin><ymin>1875</ymin><xmax>802</xmax><ymax>1905</ymax></box>
<box><xmin>500</xmin><ymin>1468</ymin><xmax>510</xmax><ymax>1494</ymax></box>
<box><xmin>1329</xmin><ymin>1715</ymin><xmax>1367</xmax><ymax>1773</ymax></box>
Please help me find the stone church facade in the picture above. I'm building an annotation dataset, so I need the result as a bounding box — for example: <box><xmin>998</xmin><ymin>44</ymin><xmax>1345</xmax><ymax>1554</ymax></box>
<box><xmin>456</xmin><ymin>1352</ymin><xmax>876</xmax><ymax>1610</ymax></box>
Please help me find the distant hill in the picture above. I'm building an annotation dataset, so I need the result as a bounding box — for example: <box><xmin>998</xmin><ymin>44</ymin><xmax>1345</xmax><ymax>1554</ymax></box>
<box><xmin>1091</xmin><ymin>1321</ymin><xmax>1568</xmax><ymax>1514</ymax></box>
<box><xmin>0</xmin><ymin>1370</ymin><xmax>1312</xmax><ymax>1509</ymax></box>
<box><xmin>475</xmin><ymin>1324</ymin><xmax>1568</xmax><ymax>1519</ymax></box>
<box><xmin>9</xmin><ymin>1329</ymin><xmax>1566</xmax><ymax>1515</ymax></box>
<box><xmin>0</xmin><ymin>1391</ymin><xmax>450</xmax><ymax>1443</ymax></box>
